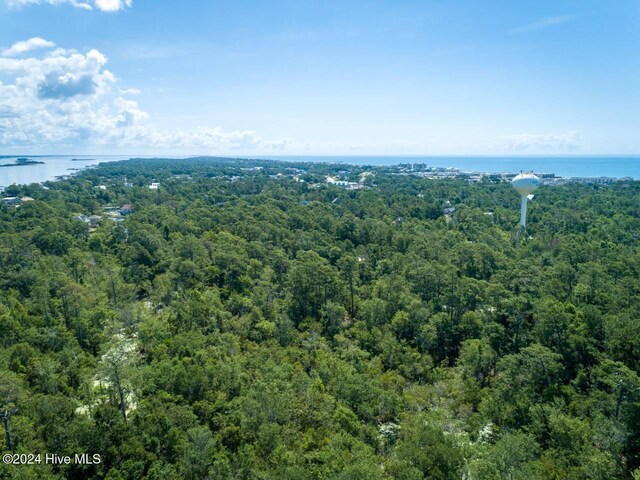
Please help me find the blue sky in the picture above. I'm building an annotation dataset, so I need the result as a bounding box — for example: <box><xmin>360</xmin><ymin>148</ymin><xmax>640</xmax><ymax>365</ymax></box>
<box><xmin>0</xmin><ymin>0</ymin><xmax>639</xmax><ymax>155</ymax></box>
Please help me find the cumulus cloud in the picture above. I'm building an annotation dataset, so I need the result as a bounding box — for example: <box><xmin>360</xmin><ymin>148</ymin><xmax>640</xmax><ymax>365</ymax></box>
<box><xmin>2</xmin><ymin>37</ymin><xmax>56</xmax><ymax>57</ymax></box>
<box><xmin>503</xmin><ymin>130</ymin><xmax>582</xmax><ymax>151</ymax></box>
<box><xmin>0</xmin><ymin>40</ymin><xmax>285</xmax><ymax>152</ymax></box>
<box><xmin>7</xmin><ymin>0</ymin><xmax>131</xmax><ymax>12</ymax></box>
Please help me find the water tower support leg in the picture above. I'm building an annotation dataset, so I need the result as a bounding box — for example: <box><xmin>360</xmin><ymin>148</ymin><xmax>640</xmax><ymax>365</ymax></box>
<box><xmin>520</xmin><ymin>196</ymin><xmax>528</xmax><ymax>228</ymax></box>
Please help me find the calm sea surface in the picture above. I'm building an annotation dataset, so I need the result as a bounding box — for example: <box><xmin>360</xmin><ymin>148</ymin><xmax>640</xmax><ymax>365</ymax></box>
<box><xmin>0</xmin><ymin>155</ymin><xmax>131</xmax><ymax>188</ymax></box>
<box><xmin>1</xmin><ymin>155</ymin><xmax>639</xmax><ymax>187</ymax></box>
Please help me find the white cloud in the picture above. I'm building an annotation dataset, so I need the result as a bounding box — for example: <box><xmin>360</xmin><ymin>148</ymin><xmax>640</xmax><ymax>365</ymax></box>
<box><xmin>503</xmin><ymin>131</ymin><xmax>582</xmax><ymax>151</ymax></box>
<box><xmin>120</xmin><ymin>87</ymin><xmax>141</xmax><ymax>95</ymax></box>
<box><xmin>510</xmin><ymin>15</ymin><xmax>576</xmax><ymax>35</ymax></box>
<box><xmin>0</xmin><ymin>41</ymin><xmax>285</xmax><ymax>152</ymax></box>
<box><xmin>7</xmin><ymin>0</ymin><xmax>131</xmax><ymax>12</ymax></box>
<box><xmin>2</xmin><ymin>37</ymin><xmax>56</xmax><ymax>57</ymax></box>
<box><xmin>94</xmin><ymin>0</ymin><xmax>130</xmax><ymax>12</ymax></box>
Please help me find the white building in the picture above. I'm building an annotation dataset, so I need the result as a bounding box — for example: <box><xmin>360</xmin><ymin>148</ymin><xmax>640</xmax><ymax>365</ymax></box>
<box><xmin>326</xmin><ymin>176</ymin><xmax>361</xmax><ymax>190</ymax></box>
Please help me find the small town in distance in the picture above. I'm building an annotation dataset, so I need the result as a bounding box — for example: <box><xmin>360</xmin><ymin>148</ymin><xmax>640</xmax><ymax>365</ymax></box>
<box><xmin>389</xmin><ymin>163</ymin><xmax>632</xmax><ymax>186</ymax></box>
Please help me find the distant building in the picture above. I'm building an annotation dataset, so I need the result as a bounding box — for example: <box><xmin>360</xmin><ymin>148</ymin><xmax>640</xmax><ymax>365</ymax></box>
<box><xmin>88</xmin><ymin>215</ymin><xmax>102</xmax><ymax>227</ymax></box>
<box><xmin>120</xmin><ymin>204</ymin><xmax>134</xmax><ymax>215</ymax></box>
<box><xmin>568</xmin><ymin>177</ymin><xmax>616</xmax><ymax>185</ymax></box>
<box><xmin>74</xmin><ymin>214</ymin><xmax>102</xmax><ymax>226</ymax></box>
<box><xmin>483</xmin><ymin>173</ymin><xmax>511</xmax><ymax>182</ymax></box>
<box><xmin>1</xmin><ymin>197</ymin><xmax>22</xmax><ymax>207</ymax></box>
<box><xmin>326</xmin><ymin>176</ymin><xmax>361</xmax><ymax>190</ymax></box>
<box><xmin>149</xmin><ymin>182</ymin><xmax>160</xmax><ymax>189</ymax></box>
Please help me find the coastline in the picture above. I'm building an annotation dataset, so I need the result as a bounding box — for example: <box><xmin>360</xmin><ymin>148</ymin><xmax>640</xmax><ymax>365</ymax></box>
<box><xmin>0</xmin><ymin>155</ymin><xmax>639</xmax><ymax>189</ymax></box>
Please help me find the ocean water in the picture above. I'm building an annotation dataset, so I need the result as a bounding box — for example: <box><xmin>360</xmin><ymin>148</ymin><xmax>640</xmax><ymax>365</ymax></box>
<box><xmin>1</xmin><ymin>155</ymin><xmax>639</xmax><ymax>187</ymax></box>
<box><xmin>0</xmin><ymin>155</ymin><xmax>131</xmax><ymax>188</ymax></box>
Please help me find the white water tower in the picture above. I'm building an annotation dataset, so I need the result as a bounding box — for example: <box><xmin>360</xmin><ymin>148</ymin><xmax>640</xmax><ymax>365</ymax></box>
<box><xmin>511</xmin><ymin>173</ymin><xmax>540</xmax><ymax>228</ymax></box>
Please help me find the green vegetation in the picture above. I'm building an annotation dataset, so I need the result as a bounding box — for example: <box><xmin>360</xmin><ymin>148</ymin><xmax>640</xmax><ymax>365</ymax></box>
<box><xmin>1</xmin><ymin>157</ymin><xmax>639</xmax><ymax>479</ymax></box>
<box><xmin>0</xmin><ymin>158</ymin><xmax>46</xmax><ymax>167</ymax></box>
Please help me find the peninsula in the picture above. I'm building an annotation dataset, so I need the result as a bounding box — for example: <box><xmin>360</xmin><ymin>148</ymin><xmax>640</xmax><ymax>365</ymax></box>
<box><xmin>0</xmin><ymin>157</ymin><xmax>45</xmax><ymax>167</ymax></box>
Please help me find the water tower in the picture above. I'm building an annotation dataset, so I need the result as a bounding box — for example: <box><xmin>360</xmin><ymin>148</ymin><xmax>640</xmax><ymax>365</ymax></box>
<box><xmin>511</xmin><ymin>173</ymin><xmax>540</xmax><ymax>228</ymax></box>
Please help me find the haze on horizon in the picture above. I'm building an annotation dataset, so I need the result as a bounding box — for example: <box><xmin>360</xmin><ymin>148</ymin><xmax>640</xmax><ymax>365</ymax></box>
<box><xmin>0</xmin><ymin>0</ymin><xmax>639</xmax><ymax>156</ymax></box>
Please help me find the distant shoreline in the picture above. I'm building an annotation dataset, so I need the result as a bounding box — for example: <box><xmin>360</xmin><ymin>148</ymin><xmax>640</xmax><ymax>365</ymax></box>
<box><xmin>0</xmin><ymin>155</ymin><xmax>639</xmax><ymax>186</ymax></box>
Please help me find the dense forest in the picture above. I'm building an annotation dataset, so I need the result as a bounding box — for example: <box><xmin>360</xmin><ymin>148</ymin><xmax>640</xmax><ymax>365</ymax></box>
<box><xmin>1</xmin><ymin>157</ymin><xmax>639</xmax><ymax>479</ymax></box>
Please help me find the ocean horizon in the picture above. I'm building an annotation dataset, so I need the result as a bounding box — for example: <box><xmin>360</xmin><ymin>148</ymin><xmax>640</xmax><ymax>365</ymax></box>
<box><xmin>1</xmin><ymin>154</ymin><xmax>639</xmax><ymax>187</ymax></box>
